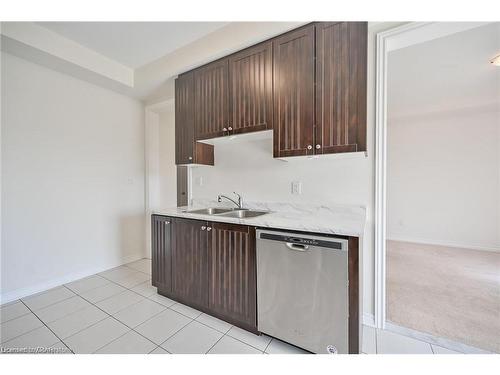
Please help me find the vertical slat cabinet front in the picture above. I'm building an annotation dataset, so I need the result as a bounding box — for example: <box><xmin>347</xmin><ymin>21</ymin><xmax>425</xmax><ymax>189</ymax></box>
<box><xmin>208</xmin><ymin>222</ymin><xmax>257</xmax><ymax>332</ymax></box>
<box><xmin>273</xmin><ymin>25</ymin><xmax>315</xmax><ymax>158</ymax></box>
<box><xmin>229</xmin><ymin>41</ymin><xmax>273</xmax><ymax>135</ymax></box>
<box><xmin>315</xmin><ymin>22</ymin><xmax>367</xmax><ymax>154</ymax></box>
<box><xmin>151</xmin><ymin>215</ymin><xmax>172</xmax><ymax>293</ymax></box>
<box><xmin>175</xmin><ymin>72</ymin><xmax>195</xmax><ymax>164</ymax></box>
<box><xmin>194</xmin><ymin>59</ymin><xmax>229</xmax><ymax>140</ymax></box>
<box><xmin>171</xmin><ymin>218</ymin><xmax>209</xmax><ymax>309</ymax></box>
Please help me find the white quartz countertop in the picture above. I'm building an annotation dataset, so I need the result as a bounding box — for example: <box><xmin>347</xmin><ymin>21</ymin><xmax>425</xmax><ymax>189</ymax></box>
<box><xmin>153</xmin><ymin>200</ymin><xmax>366</xmax><ymax>237</ymax></box>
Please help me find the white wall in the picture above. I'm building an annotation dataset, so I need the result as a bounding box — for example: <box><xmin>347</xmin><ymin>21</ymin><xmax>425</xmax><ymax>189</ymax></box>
<box><xmin>1</xmin><ymin>52</ymin><xmax>145</xmax><ymax>302</ymax></box>
<box><xmin>387</xmin><ymin>108</ymin><xmax>500</xmax><ymax>251</ymax></box>
<box><xmin>158</xmin><ymin>106</ymin><xmax>176</xmax><ymax>209</ymax></box>
<box><xmin>386</xmin><ymin>23</ymin><xmax>500</xmax><ymax>252</ymax></box>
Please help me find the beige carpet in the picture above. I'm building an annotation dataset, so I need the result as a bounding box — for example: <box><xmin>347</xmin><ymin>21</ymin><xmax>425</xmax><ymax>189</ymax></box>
<box><xmin>387</xmin><ymin>240</ymin><xmax>500</xmax><ymax>353</ymax></box>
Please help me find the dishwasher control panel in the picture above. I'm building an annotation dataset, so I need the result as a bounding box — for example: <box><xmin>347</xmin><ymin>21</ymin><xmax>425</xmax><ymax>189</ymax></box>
<box><xmin>259</xmin><ymin>232</ymin><xmax>347</xmax><ymax>251</ymax></box>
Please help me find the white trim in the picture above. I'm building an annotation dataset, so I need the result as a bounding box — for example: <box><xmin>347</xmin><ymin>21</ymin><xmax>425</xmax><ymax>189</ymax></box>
<box><xmin>385</xmin><ymin>321</ymin><xmax>492</xmax><ymax>354</ymax></box>
<box><xmin>0</xmin><ymin>253</ymin><xmax>143</xmax><ymax>305</ymax></box>
<box><xmin>387</xmin><ymin>236</ymin><xmax>500</xmax><ymax>253</ymax></box>
<box><xmin>373</xmin><ymin>22</ymin><xmax>493</xmax><ymax>330</ymax></box>
<box><xmin>363</xmin><ymin>313</ymin><xmax>376</xmax><ymax>328</ymax></box>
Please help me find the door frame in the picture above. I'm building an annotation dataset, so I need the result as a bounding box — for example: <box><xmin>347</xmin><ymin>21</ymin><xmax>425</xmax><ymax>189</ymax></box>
<box><xmin>144</xmin><ymin>99</ymin><xmax>175</xmax><ymax>259</ymax></box>
<box><xmin>373</xmin><ymin>21</ymin><xmax>490</xmax><ymax>329</ymax></box>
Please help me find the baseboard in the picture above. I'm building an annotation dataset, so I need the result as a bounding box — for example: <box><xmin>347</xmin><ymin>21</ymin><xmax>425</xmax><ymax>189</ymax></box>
<box><xmin>0</xmin><ymin>253</ymin><xmax>144</xmax><ymax>305</ymax></box>
<box><xmin>363</xmin><ymin>313</ymin><xmax>376</xmax><ymax>327</ymax></box>
<box><xmin>385</xmin><ymin>321</ymin><xmax>494</xmax><ymax>354</ymax></box>
<box><xmin>387</xmin><ymin>235</ymin><xmax>500</xmax><ymax>253</ymax></box>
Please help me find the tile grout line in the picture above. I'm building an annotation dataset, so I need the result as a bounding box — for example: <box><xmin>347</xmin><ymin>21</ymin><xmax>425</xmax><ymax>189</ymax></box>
<box><xmin>263</xmin><ymin>338</ymin><xmax>273</xmax><ymax>353</ymax></box>
<box><xmin>0</xmin><ymin>307</ymin><xmax>31</xmax><ymax>324</ymax></box>
<box><xmin>204</xmin><ymin>331</ymin><xmax>227</xmax><ymax>354</ymax></box>
<box><xmin>217</xmin><ymin>330</ymin><xmax>265</xmax><ymax>354</ymax></box>
<box><xmin>155</xmin><ymin>318</ymin><xmax>195</xmax><ymax>351</ymax></box>
<box><xmin>18</xmin><ymin>299</ymin><xmax>75</xmax><ymax>354</ymax></box>
<box><xmin>6</xmin><ymin>261</ymin><xmax>266</xmax><ymax>355</ymax></box>
<box><xmin>68</xmin><ymin>285</ymin><xmax>163</xmax><ymax>353</ymax></box>
<box><xmin>2</xmin><ymin>262</ymin><xmax>152</xmax><ymax>353</ymax></box>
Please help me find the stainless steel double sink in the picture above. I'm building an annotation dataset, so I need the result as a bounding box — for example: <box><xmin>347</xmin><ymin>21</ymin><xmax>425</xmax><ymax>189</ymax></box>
<box><xmin>184</xmin><ymin>207</ymin><xmax>269</xmax><ymax>219</ymax></box>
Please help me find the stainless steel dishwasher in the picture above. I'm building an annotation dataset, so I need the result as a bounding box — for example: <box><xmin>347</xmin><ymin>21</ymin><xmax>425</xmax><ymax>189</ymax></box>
<box><xmin>256</xmin><ymin>229</ymin><xmax>349</xmax><ymax>354</ymax></box>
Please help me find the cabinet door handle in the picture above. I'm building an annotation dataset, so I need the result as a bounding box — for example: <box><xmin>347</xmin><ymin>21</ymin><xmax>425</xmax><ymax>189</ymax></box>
<box><xmin>315</xmin><ymin>144</ymin><xmax>321</xmax><ymax>150</ymax></box>
<box><xmin>307</xmin><ymin>145</ymin><xmax>312</xmax><ymax>150</ymax></box>
<box><xmin>165</xmin><ymin>221</ymin><xmax>170</xmax><ymax>225</ymax></box>
<box><xmin>206</xmin><ymin>227</ymin><xmax>212</xmax><ymax>231</ymax></box>
<box><xmin>228</xmin><ymin>126</ymin><xmax>232</xmax><ymax>131</ymax></box>
<box><xmin>201</xmin><ymin>226</ymin><xmax>206</xmax><ymax>231</ymax></box>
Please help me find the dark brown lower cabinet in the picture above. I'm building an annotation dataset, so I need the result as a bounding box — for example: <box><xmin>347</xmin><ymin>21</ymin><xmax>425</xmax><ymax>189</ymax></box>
<box><xmin>151</xmin><ymin>215</ymin><xmax>172</xmax><ymax>293</ymax></box>
<box><xmin>152</xmin><ymin>215</ymin><xmax>257</xmax><ymax>333</ymax></box>
<box><xmin>171</xmin><ymin>218</ymin><xmax>209</xmax><ymax>310</ymax></box>
<box><xmin>208</xmin><ymin>222</ymin><xmax>257</xmax><ymax>333</ymax></box>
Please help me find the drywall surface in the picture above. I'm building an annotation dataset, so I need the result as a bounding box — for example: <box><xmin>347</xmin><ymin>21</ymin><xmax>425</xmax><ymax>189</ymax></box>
<box><xmin>387</xmin><ymin>109</ymin><xmax>500</xmax><ymax>251</ymax></box>
<box><xmin>158</xmin><ymin>106</ymin><xmax>176</xmax><ymax>209</ymax></box>
<box><xmin>387</xmin><ymin>23</ymin><xmax>500</xmax><ymax>251</ymax></box>
<box><xmin>1</xmin><ymin>52</ymin><xmax>145</xmax><ymax>302</ymax></box>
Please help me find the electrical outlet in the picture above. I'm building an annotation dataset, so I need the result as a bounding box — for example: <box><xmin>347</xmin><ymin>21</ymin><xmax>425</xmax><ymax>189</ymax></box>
<box><xmin>291</xmin><ymin>181</ymin><xmax>302</xmax><ymax>195</ymax></box>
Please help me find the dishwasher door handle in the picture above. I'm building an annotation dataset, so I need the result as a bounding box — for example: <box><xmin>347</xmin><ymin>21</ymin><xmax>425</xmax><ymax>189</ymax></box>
<box><xmin>286</xmin><ymin>243</ymin><xmax>309</xmax><ymax>252</ymax></box>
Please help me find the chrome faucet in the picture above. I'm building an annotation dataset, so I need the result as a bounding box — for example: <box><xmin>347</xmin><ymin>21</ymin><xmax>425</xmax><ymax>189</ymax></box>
<box><xmin>217</xmin><ymin>192</ymin><xmax>243</xmax><ymax>209</ymax></box>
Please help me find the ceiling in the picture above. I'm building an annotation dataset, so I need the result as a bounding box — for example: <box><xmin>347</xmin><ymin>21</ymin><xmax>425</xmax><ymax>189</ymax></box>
<box><xmin>37</xmin><ymin>22</ymin><xmax>229</xmax><ymax>68</ymax></box>
<box><xmin>388</xmin><ymin>23</ymin><xmax>500</xmax><ymax>119</ymax></box>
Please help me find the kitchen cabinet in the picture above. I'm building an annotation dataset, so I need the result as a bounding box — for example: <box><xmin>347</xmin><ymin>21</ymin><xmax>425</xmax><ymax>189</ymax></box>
<box><xmin>229</xmin><ymin>41</ymin><xmax>273</xmax><ymax>135</ymax></box>
<box><xmin>151</xmin><ymin>215</ymin><xmax>257</xmax><ymax>332</ymax></box>
<box><xmin>315</xmin><ymin>22</ymin><xmax>367</xmax><ymax>154</ymax></box>
<box><xmin>171</xmin><ymin>217</ymin><xmax>209</xmax><ymax>310</ymax></box>
<box><xmin>208</xmin><ymin>222</ymin><xmax>257</xmax><ymax>332</ymax></box>
<box><xmin>151</xmin><ymin>214</ymin><xmax>359</xmax><ymax>351</ymax></box>
<box><xmin>176</xmin><ymin>166</ymin><xmax>188</xmax><ymax>206</ymax></box>
<box><xmin>151</xmin><ymin>215</ymin><xmax>172</xmax><ymax>293</ymax></box>
<box><xmin>273</xmin><ymin>25</ymin><xmax>316</xmax><ymax>158</ymax></box>
<box><xmin>175</xmin><ymin>22</ymin><xmax>367</xmax><ymax>161</ymax></box>
<box><xmin>175</xmin><ymin>72</ymin><xmax>214</xmax><ymax>165</ymax></box>
<box><xmin>273</xmin><ymin>22</ymin><xmax>367</xmax><ymax>158</ymax></box>
<box><xmin>194</xmin><ymin>59</ymin><xmax>230</xmax><ymax>140</ymax></box>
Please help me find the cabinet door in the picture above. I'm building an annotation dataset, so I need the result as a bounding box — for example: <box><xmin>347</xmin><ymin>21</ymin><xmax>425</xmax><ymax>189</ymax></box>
<box><xmin>175</xmin><ymin>73</ymin><xmax>214</xmax><ymax>165</ymax></box>
<box><xmin>315</xmin><ymin>22</ymin><xmax>367</xmax><ymax>154</ymax></box>
<box><xmin>273</xmin><ymin>25</ymin><xmax>315</xmax><ymax>157</ymax></box>
<box><xmin>194</xmin><ymin>59</ymin><xmax>229</xmax><ymax>140</ymax></box>
<box><xmin>175</xmin><ymin>72</ymin><xmax>195</xmax><ymax>164</ymax></box>
<box><xmin>151</xmin><ymin>215</ymin><xmax>172</xmax><ymax>293</ymax></box>
<box><xmin>208</xmin><ymin>222</ymin><xmax>256</xmax><ymax>331</ymax></box>
<box><xmin>171</xmin><ymin>218</ymin><xmax>209</xmax><ymax>309</ymax></box>
<box><xmin>229</xmin><ymin>41</ymin><xmax>273</xmax><ymax>135</ymax></box>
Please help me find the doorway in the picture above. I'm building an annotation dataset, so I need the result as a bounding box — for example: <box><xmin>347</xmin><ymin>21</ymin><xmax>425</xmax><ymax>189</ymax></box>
<box><xmin>375</xmin><ymin>22</ymin><xmax>500</xmax><ymax>353</ymax></box>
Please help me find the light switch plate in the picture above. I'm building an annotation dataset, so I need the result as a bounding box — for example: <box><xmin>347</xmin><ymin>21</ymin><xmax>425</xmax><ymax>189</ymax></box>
<box><xmin>195</xmin><ymin>176</ymin><xmax>203</xmax><ymax>187</ymax></box>
<box><xmin>291</xmin><ymin>181</ymin><xmax>302</xmax><ymax>195</ymax></box>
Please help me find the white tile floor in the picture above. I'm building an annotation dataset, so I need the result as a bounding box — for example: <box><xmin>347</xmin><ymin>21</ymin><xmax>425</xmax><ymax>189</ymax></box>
<box><xmin>0</xmin><ymin>258</ymin><xmax>466</xmax><ymax>354</ymax></box>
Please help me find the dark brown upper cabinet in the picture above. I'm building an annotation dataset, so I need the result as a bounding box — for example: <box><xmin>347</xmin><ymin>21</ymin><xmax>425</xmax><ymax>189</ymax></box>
<box><xmin>208</xmin><ymin>222</ymin><xmax>257</xmax><ymax>333</ymax></box>
<box><xmin>273</xmin><ymin>25</ymin><xmax>316</xmax><ymax>158</ymax></box>
<box><xmin>229</xmin><ymin>41</ymin><xmax>273</xmax><ymax>135</ymax></box>
<box><xmin>315</xmin><ymin>22</ymin><xmax>367</xmax><ymax>154</ymax></box>
<box><xmin>194</xmin><ymin>59</ymin><xmax>230</xmax><ymax>140</ymax></box>
<box><xmin>171</xmin><ymin>217</ymin><xmax>209</xmax><ymax>310</ymax></box>
<box><xmin>175</xmin><ymin>72</ymin><xmax>214</xmax><ymax>165</ymax></box>
<box><xmin>175</xmin><ymin>22</ymin><xmax>367</xmax><ymax>163</ymax></box>
<box><xmin>151</xmin><ymin>215</ymin><xmax>172</xmax><ymax>293</ymax></box>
